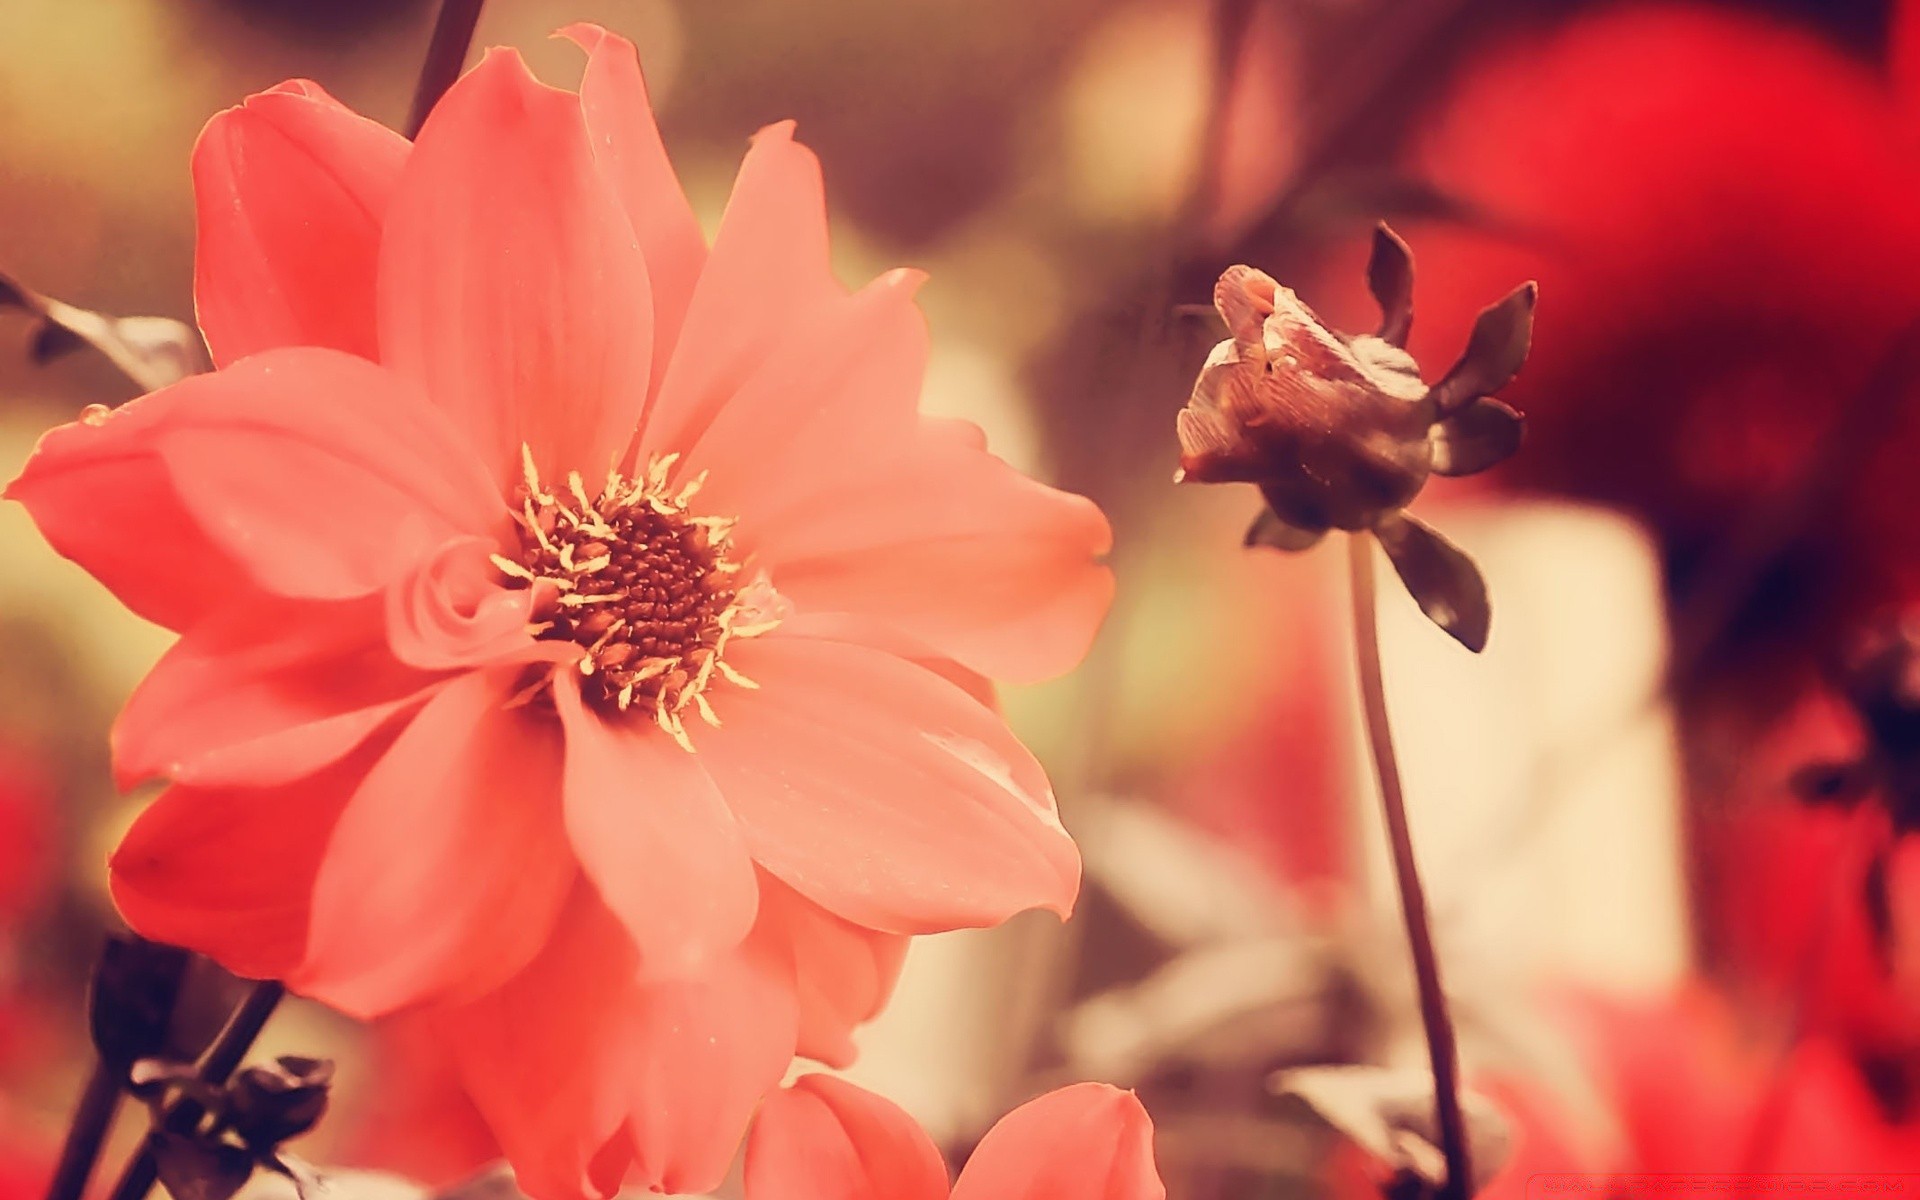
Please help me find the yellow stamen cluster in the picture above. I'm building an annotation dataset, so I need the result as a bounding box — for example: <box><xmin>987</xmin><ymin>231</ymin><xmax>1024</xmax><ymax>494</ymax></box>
<box><xmin>492</xmin><ymin>447</ymin><xmax>776</xmax><ymax>750</ymax></box>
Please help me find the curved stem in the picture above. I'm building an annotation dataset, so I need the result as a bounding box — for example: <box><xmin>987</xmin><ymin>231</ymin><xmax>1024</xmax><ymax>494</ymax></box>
<box><xmin>405</xmin><ymin>0</ymin><xmax>487</xmax><ymax>139</ymax></box>
<box><xmin>43</xmin><ymin>1060</ymin><xmax>123</xmax><ymax>1200</ymax></box>
<box><xmin>1348</xmin><ymin>533</ymin><xmax>1471</xmax><ymax>1200</ymax></box>
<box><xmin>105</xmin><ymin>981</ymin><xmax>285</xmax><ymax>1200</ymax></box>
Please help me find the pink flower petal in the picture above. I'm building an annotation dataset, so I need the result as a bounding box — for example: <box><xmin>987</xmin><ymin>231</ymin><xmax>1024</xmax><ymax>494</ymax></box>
<box><xmin>554</xmin><ymin>674</ymin><xmax>759</xmax><ymax>977</ymax></box>
<box><xmin>560</xmin><ymin>24</ymin><xmax>707</xmax><ymax>402</ymax></box>
<box><xmin>950</xmin><ymin>1085</ymin><xmax>1165</xmax><ymax>1200</ymax></box>
<box><xmin>439</xmin><ymin>886</ymin><xmax>641</xmax><ymax>1200</ymax></box>
<box><xmin>756</xmin><ymin>874</ymin><xmax>909</xmax><ymax>1068</ymax></box>
<box><xmin>108</xmin><ymin>742</ymin><xmax>383</xmax><ymax>980</ymax></box>
<box><xmin>701</xmin><ymin>634</ymin><xmax>1080</xmax><ymax>934</ymax></box>
<box><xmin>295</xmin><ymin>669</ymin><xmax>575</xmax><ymax>1018</ymax></box>
<box><xmin>625</xmin><ymin>932</ymin><xmax>800</xmax><ymax>1195</ymax></box>
<box><xmin>383</xmin><ymin>536</ymin><xmax>554</xmax><ymax>671</ymax></box>
<box><xmin>114</xmin><ymin>594</ymin><xmax>442</xmax><ymax>790</ymax></box>
<box><xmin>378</xmin><ymin>49</ymin><xmax>654</xmax><ymax>491</ymax></box>
<box><xmin>641</xmin><ymin>121</ymin><xmax>840</xmax><ymax>456</ymax></box>
<box><xmin>193</xmin><ymin>79</ymin><xmax>409</xmax><ymax>367</ymax></box>
<box><xmin>744</xmin><ymin>1075</ymin><xmax>949</xmax><ymax>1200</ymax></box>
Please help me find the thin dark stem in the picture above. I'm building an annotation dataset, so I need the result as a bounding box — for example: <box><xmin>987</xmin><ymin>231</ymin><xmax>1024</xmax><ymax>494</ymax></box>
<box><xmin>105</xmin><ymin>981</ymin><xmax>285</xmax><ymax>1200</ymax></box>
<box><xmin>405</xmin><ymin>0</ymin><xmax>487</xmax><ymax>139</ymax></box>
<box><xmin>44</xmin><ymin>1060</ymin><xmax>124</xmax><ymax>1200</ymax></box>
<box><xmin>1347</xmin><ymin>534</ymin><xmax>1471</xmax><ymax>1200</ymax></box>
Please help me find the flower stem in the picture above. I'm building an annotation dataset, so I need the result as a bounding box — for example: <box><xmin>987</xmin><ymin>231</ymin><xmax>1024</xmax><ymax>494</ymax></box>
<box><xmin>1347</xmin><ymin>533</ymin><xmax>1472</xmax><ymax>1200</ymax></box>
<box><xmin>406</xmin><ymin>0</ymin><xmax>487</xmax><ymax>138</ymax></box>
<box><xmin>104</xmin><ymin>981</ymin><xmax>285</xmax><ymax>1200</ymax></box>
<box><xmin>43</xmin><ymin>1060</ymin><xmax>123</xmax><ymax>1200</ymax></box>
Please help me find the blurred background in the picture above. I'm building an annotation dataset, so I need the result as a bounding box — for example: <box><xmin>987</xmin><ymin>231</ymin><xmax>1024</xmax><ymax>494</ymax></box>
<box><xmin>4</xmin><ymin>0</ymin><xmax>1920</xmax><ymax>1194</ymax></box>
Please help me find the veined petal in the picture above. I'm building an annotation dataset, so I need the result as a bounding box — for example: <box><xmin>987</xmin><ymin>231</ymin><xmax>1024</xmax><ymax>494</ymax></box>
<box><xmin>439</xmin><ymin>886</ymin><xmax>640</xmax><ymax>1200</ymax></box>
<box><xmin>193</xmin><ymin>79</ymin><xmax>409</xmax><ymax>367</ymax></box>
<box><xmin>744</xmin><ymin>1076</ymin><xmax>949</xmax><ymax>1200</ymax></box>
<box><xmin>560</xmin><ymin>24</ymin><xmax>706</xmax><ymax>402</ymax></box>
<box><xmin>752</xmin><ymin>425</ymin><xmax>1114</xmax><ymax>685</ymax></box>
<box><xmin>640</xmin><ymin>121</ymin><xmax>840</xmax><ymax>457</ymax></box>
<box><xmin>114</xmin><ymin>593</ymin><xmax>442</xmax><ymax>790</ymax></box>
<box><xmin>950</xmin><ymin>1085</ymin><xmax>1165</xmax><ymax>1200</ymax></box>
<box><xmin>378</xmin><ymin>49</ymin><xmax>654</xmax><ymax>491</ymax></box>
<box><xmin>108</xmin><ymin>740</ymin><xmax>385</xmax><ymax>980</ymax></box>
<box><xmin>700</xmin><ymin>634</ymin><xmax>1080</xmax><ymax>935</ymax></box>
<box><xmin>625</xmin><ymin>933</ymin><xmax>800</xmax><ymax>1195</ymax></box>
<box><xmin>756</xmin><ymin>874</ymin><xmax>909</xmax><ymax>1068</ymax></box>
<box><xmin>295</xmin><ymin>668</ymin><xmax>574</xmax><ymax>1018</ymax></box>
<box><xmin>554</xmin><ymin>673</ymin><xmax>759</xmax><ymax>978</ymax></box>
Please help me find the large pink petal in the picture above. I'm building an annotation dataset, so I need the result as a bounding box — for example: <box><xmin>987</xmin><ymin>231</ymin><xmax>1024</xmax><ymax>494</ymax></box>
<box><xmin>700</xmin><ymin>634</ymin><xmax>1080</xmax><ymax>934</ymax></box>
<box><xmin>751</xmin><ymin>425</ymin><xmax>1113</xmax><ymax>686</ymax></box>
<box><xmin>294</xmin><ymin>669</ymin><xmax>575</xmax><ymax>1018</ymax></box>
<box><xmin>950</xmin><ymin>1085</ymin><xmax>1165</xmax><ymax>1200</ymax></box>
<box><xmin>114</xmin><ymin>595</ymin><xmax>441</xmax><ymax>791</ymax></box>
<box><xmin>625</xmin><ymin>933</ymin><xmax>800</xmax><ymax>1195</ymax></box>
<box><xmin>378</xmin><ymin>49</ymin><xmax>654</xmax><ymax>491</ymax></box>
<box><xmin>439</xmin><ymin>886</ymin><xmax>640</xmax><ymax>1200</ymax></box>
<box><xmin>108</xmin><ymin>740</ymin><xmax>385</xmax><ymax>980</ymax></box>
<box><xmin>5</xmin><ymin>406</ymin><xmax>251</xmax><ymax>633</ymax></box>
<box><xmin>743</xmin><ymin>1076</ymin><xmax>949</xmax><ymax>1200</ymax></box>
<box><xmin>639</xmin><ymin>122</ymin><xmax>840</xmax><ymax>457</ymax></box>
<box><xmin>560</xmin><ymin>24</ymin><xmax>706</xmax><ymax>402</ymax></box>
<box><xmin>554</xmin><ymin>674</ymin><xmax>759</xmax><ymax>977</ymax></box>
<box><xmin>193</xmin><ymin>79</ymin><xmax>409</xmax><ymax>367</ymax></box>
<box><xmin>756</xmin><ymin>875</ymin><xmax>908</xmax><ymax>1068</ymax></box>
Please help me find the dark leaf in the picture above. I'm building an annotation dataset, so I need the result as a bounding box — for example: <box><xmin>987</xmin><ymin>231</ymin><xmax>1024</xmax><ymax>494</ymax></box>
<box><xmin>1245</xmin><ymin>506</ymin><xmax>1328</xmax><ymax>552</ymax></box>
<box><xmin>1788</xmin><ymin>760</ymin><xmax>1875</xmax><ymax>807</ymax></box>
<box><xmin>150</xmin><ymin>1132</ymin><xmax>256</xmax><ymax>1200</ymax></box>
<box><xmin>1431</xmin><ymin>398</ymin><xmax>1524</xmax><ymax>477</ymax></box>
<box><xmin>1373</xmin><ymin>513</ymin><xmax>1491</xmax><ymax>652</ymax></box>
<box><xmin>1367</xmin><ymin>223</ymin><xmax>1415</xmax><ymax>348</ymax></box>
<box><xmin>229</xmin><ymin>1057</ymin><xmax>335</xmax><ymax>1150</ymax></box>
<box><xmin>0</xmin><ymin>269</ymin><xmax>205</xmax><ymax>392</ymax></box>
<box><xmin>1426</xmin><ymin>281</ymin><xmax>1537</xmax><ymax>417</ymax></box>
<box><xmin>90</xmin><ymin>935</ymin><xmax>194</xmax><ymax>1070</ymax></box>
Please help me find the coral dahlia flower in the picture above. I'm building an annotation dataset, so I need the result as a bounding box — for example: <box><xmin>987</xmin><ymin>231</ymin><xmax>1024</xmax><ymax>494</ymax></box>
<box><xmin>6</xmin><ymin>26</ymin><xmax>1111</xmax><ymax>1199</ymax></box>
<box><xmin>744</xmin><ymin>1075</ymin><xmax>1165</xmax><ymax>1200</ymax></box>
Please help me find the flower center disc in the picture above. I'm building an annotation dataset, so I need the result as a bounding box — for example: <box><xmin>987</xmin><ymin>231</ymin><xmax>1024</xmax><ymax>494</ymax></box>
<box><xmin>493</xmin><ymin>449</ymin><xmax>774</xmax><ymax>747</ymax></box>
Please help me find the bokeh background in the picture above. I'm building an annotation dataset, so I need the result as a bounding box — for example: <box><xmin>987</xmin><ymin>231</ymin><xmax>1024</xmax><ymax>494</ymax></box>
<box><xmin>4</xmin><ymin>0</ymin><xmax>1920</xmax><ymax>1194</ymax></box>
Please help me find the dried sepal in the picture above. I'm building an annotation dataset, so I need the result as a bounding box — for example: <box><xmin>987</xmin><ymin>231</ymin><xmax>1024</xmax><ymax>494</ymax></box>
<box><xmin>150</xmin><ymin>1131</ymin><xmax>257</xmax><ymax>1200</ymax></box>
<box><xmin>227</xmin><ymin>1056</ymin><xmax>335</xmax><ymax>1151</ymax></box>
<box><xmin>1367</xmin><ymin>223</ymin><xmax>1415</xmax><ymax>349</ymax></box>
<box><xmin>0</xmin><ymin>270</ymin><xmax>205</xmax><ymax>392</ymax></box>
<box><xmin>1426</xmin><ymin>283</ymin><xmax>1537</xmax><ymax>418</ymax></box>
<box><xmin>1373</xmin><ymin>515</ymin><xmax>1491</xmax><ymax>653</ymax></box>
<box><xmin>1430</xmin><ymin>399</ymin><xmax>1524</xmax><ymax>478</ymax></box>
<box><xmin>1245</xmin><ymin>506</ymin><xmax>1328</xmax><ymax>552</ymax></box>
<box><xmin>1274</xmin><ymin>1065</ymin><xmax>1512</xmax><ymax>1199</ymax></box>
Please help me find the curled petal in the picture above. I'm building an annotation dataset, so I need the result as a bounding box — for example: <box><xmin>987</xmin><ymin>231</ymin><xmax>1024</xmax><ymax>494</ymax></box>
<box><xmin>1425</xmin><ymin>281</ymin><xmax>1538</xmax><ymax>417</ymax></box>
<box><xmin>295</xmin><ymin>669</ymin><xmax>575</xmax><ymax>1017</ymax></box>
<box><xmin>701</xmin><ymin>633</ymin><xmax>1081</xmax><ymax>935</ymax></box>
<box><xmin>560</xmin><ymin>24</ymin><xmax>707</xmax><ymax>401</ymax></box>
<box><xmin>756</xmin><ymin>875</ymin><xmax>909</xmax><ymax>1068</ymax></box>
<box><xmin>1212</xmin><ymin>265</ymin><xmax>1278</xmax><ymax>347</ymax></box>
<box><xmin>1367</xmin><ymin>223</ymin><xmax>1416</xmax><ymax>348</ymax></box>
<box><xmin>384</xmin><ymin>536</ymin><xmax>550</xmax><ymax>671</ymax></box>
<box><xmin>554</xmin><ymin>674</ymin><xmax>759</xmax><ymax>978</ymax></box>
<box><xmin>1372</xmin><ymin>513</ymin><xmax>1492</xmax><ymax>653</ymax></box>
<box><xmin>193</xmin><ymin>79</ymin><xmax>409</xmax><ymax>366</ymax></box>
<box><xmin>950</xmin><ymin>1084</ymin><xmax>1165</xmax><ymax>1200</ymax></box>
<box><xmin>379</xmin><ymin>49</ymin><xmax>655</xmax><ymax>490</ymax></box>
<box><xmin>744</xmin><ymin>1075</ymin><xmax>949</xmax><ymax>1200</ymax></box>
<box><xmin>115</xmin><ymin>594</ymin><xmax>440</xmax><ymax>790</ymax></box>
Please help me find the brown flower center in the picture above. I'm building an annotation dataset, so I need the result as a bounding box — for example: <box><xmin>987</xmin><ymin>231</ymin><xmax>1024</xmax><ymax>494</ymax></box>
<box><xmin>492</xmin><ymin>448</ymin><xmax>777</xmax><ymax>748</ymax></box>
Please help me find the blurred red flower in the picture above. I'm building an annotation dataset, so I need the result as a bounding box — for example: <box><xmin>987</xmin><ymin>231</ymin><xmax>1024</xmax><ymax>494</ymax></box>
<box><xmin>0</xmin><ymin>742</ymin><xmax>55</xmax><ymax>931</ymax></box>
<box><xmin>1312</xmin><ymin>2</ymin><xmax>1920</xmax><ymax>712</ymax></box>
<box><xmin>5</xmin><ymin>27</ymin><xmax>1111</xmax><ymax>1198</ymax></box>
<box><xmin>744</xmin><ymin>1075</ymin><xmax>1165</xmax><ymax>1200</ymax></box>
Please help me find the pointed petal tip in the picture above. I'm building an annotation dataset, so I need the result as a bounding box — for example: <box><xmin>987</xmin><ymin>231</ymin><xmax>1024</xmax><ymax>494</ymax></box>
<box><xmin>750</xmin><ymin>118</ymin><xmax>801</xmax><ymax>147</ymax></box>
<box><xmin>554</xmin><ymin>21</ymin><xmax>613</xmax><ymax>50</ymax></box>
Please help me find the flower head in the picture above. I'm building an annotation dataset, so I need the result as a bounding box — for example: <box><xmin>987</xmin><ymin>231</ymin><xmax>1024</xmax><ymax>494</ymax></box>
<box><xmin>744</xmin><ymin>1075</ymin><xmax>1165</xmax><ymax>1200</ymax></box>
<box><xmin>1175</xmin><ymin>226</ymin><xmax>1535</xmax><ymax>650</ymax></box>
<box><xmin>6</xmin><ymin>26</ymin><xmax>1112</xmax><ymax>1198</ymax></box>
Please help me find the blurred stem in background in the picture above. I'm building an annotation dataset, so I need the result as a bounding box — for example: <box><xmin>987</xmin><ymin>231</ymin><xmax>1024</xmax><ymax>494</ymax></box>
<box><xmin>406</xmin><ymin>0</ymin><xmax>487</xmax><ymax>138</ymax></box>
<box><xmin>1347</xmin><ymin>534</ymin><xmax>1471</xmax><ymax>1200</ymax></box>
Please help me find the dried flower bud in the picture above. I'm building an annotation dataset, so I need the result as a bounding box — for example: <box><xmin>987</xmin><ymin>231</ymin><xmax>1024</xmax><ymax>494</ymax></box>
<box><xmin>226</xmin><ymin>1056</ymin><xmax>335</xmax><ymax>1151</ymax></box>
<box><xmin>1175</xmin><ymin>224</ymin><xmax>1537</xmax><ymax>651</ymax></box>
